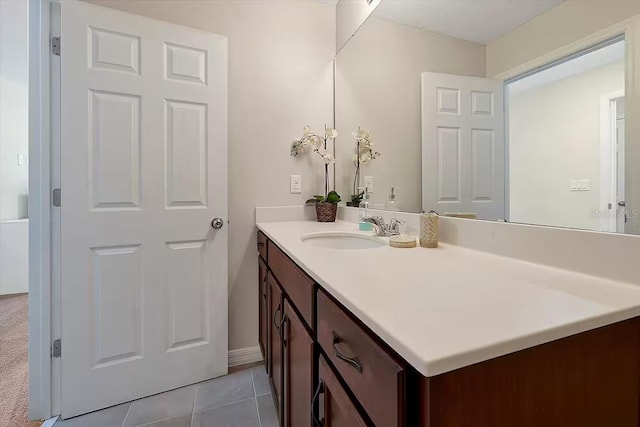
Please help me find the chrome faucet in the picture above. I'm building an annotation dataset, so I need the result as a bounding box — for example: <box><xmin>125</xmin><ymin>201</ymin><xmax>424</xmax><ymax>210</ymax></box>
<box><xmin>362</xmin><ymin>216</ymin><xmax>404</xmax><ymax>236</ymax></box>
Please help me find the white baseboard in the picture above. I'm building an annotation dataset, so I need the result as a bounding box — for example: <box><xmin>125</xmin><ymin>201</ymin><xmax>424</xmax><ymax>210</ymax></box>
<box><xmin>228</xmin><ymin>346</ymin><xmax>263</xmax><ymax>368</ymax></box>
<box><xmin>41</xmin><ymin>416</ymin><xmax>59</xmax><ymax>427</ymax></box>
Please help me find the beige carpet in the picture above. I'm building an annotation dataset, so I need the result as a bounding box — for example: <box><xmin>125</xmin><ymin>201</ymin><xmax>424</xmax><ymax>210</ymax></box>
<box><xmin>0</xmin><ymin>293</ymin><xmax>41</xmax><ymax>427</ymax></box>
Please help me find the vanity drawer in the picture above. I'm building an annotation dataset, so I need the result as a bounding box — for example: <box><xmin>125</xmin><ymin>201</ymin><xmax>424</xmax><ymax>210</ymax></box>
<box><xmin>257</xmin><ymin>231</ymin><xmax>267</xmax><ymax>261</ymax></box>
<box><xmin>317</xmin><ymin>289</ymin><xmax>406</xmax><ymax>427</ymax></box>
<box><xmin>267</xmin><ymin>240</ymin><xmax>314</xmax><ymax>329</ymax></box>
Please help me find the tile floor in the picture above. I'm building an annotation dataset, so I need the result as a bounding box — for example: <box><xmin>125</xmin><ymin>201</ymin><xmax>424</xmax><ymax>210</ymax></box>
<box><xmin>54</xmin><ymin>365</ymin><xmax>277</xmax><ymax>427</ymax></box>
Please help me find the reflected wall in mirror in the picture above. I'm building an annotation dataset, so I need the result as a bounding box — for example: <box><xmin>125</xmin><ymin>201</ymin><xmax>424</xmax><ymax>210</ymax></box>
<box><xmin>335</xmin><ymin>0</ymin><xmax>640</xmax><ymax>234</ymax></box>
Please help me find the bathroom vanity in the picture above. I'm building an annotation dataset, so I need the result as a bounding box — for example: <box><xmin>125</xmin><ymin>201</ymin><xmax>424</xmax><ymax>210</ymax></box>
<box><xmin>256</xmin><ymin>218</ymin><xmax>640</xmax><ymax>427</ymax></box>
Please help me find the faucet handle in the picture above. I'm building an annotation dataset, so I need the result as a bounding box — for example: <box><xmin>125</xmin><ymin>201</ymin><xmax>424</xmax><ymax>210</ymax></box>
<box><xmin>389</xmin><ymin>218</ymin><xmax>405</xmax><ymax>227</ymax></box>
<box><xmin>389</xmin><ymin>218</ymin><xmax>404</xmax><ymax>235</ymax></box>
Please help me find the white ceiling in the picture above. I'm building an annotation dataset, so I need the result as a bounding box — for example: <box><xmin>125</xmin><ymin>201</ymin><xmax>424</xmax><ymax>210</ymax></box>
<box><xmin>372</xmin><ymin>0</ymin><xmax>565</xmax><ymax>45</ymax></box>
<box><xmin>508</xmin><ymin>40</ymin><xmax>625</xmax><ymax>95</ymax></box>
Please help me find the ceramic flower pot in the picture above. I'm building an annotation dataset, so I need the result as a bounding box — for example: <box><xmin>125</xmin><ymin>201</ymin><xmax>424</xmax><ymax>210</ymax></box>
<box><xmin>315</xmin><ymin>202</ymin><xmax>337</xmax><ymax>222</ymax></box>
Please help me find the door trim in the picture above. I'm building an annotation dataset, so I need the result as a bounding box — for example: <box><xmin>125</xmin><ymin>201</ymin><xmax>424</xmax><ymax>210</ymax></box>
<box><xmin>28</xmin><ymin>0</ymin><xmax>54</xmax><ymax>420</ymax></box>
<box><xmin>600</xmin><ymin>91</ymin><xmax>625</xmax><ymax>232</ymax></box>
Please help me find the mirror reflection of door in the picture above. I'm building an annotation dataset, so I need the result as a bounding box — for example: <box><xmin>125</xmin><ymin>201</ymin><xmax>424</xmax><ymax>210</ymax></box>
<box><xmin>420</xmin><ymin>72</ymin><xmax>505</xmax><ymax>220</ymax></box>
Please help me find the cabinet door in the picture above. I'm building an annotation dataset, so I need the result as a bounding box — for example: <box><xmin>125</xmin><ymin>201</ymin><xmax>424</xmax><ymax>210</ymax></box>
<box><xmin>283</xmin><ymin>300</ymin><xmax>314</xmax><ymax>427</ymax></box>
<box><xmin>315</xmin><ymin>355</ymin><xmax>367</xmax><ymax>427</ymax></box>
<box><xmin>258</xmin><ymin>258</ymin><xmax>269</xmax><ymax>368</ymax></box>
<box><xmin>269</xmin><ymin>273</ymin><xmax>284</xmax><ymax>421</ymax></box>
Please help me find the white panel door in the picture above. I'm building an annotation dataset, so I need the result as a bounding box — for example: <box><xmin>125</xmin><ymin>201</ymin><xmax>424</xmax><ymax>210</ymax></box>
<box><xmin>60</xmin><ymin>1</ymin><xmax>228</xmax><ymax>417</ymax></box>
<box><xmin>421</xmin><ymin>72</ymin><xmax>505</xmax><ymax>219</ymax></box>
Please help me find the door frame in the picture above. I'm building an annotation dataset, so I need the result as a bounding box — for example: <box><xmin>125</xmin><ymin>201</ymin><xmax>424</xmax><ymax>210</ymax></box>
<box><xmin>600</xmin><ymin>91</ymin><xmax>625</xmax><ymax>232</ymax></box>
<box><xmin>28</xmin><ymin>0</ymin><xmax>58</xmax><ymax>421</ymax></box>
<box><xmin>29</xmin><ymin>0</ymin><xmax>62</xmax><ymax>419</ymax></box>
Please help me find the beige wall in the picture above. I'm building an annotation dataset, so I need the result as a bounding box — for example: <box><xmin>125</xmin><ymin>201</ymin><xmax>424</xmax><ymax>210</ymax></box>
<box><xmin>0</xmin><ymin>0</ymin><xmax>29</xmax><ymax>221</ymax></box>
<box><xmin>487</xmin><ymin>0</ymin><xmax>640</xmax><ymax>78</ymax></box>
<box><xmin>87</xmin><ymin>0</ymin><xmax>335</xmax><ymax>351</ymax></box>
<box><xmin>336</xmin><ymin>0</ymin><xmax>381</xmax><ymax>54</ymax></box>
<box><xmin>335</xmin><ymin>16</ymin><xmax>486</xmax><ymax>212</ymax></box>
<box><xmin>509</xmin><ymin>62</ymin><xmax>624</xmax><ymax>231</ymax></box>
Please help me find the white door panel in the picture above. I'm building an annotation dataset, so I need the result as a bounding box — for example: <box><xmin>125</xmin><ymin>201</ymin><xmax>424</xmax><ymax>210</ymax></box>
<box><xmin>60</xmin><ymin>1</ymin><xmax>228</xmax><ymax>417</ymax></box>
<box><xmin>422</xmin><ymin>72</ymin><xmax>505</xmax><ymax>219</ymax></box>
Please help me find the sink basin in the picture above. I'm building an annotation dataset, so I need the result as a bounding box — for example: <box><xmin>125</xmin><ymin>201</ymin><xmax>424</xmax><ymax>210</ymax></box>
<box><xmin>301</xmin><ymin>232</ymin><xmax>386</xmax><ymax>249</ymax></box>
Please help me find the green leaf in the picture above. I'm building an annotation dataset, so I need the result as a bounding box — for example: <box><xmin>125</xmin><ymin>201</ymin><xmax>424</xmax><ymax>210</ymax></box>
<box><xmin>306</xmin><ymin>195</ymin><xmax>325</xmax><ymax>205</ymax></box>
<box><xmin>326</xmin><ymin>191</ymin><xmax>341</xmax><ymax>204</ymax></box>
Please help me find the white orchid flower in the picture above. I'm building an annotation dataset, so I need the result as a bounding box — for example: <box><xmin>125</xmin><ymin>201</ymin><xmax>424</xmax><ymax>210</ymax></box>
<box><xmin>361</xmin><ymin>151</ymin><xmax>373</xmax><ymax>163</ymax></box>
<box><xmin>303</xmin><ymin>125</ymin><xmax>312</xmax><ymax>136</ymax></box>
<box><xmin>308</xmin><ymin>135</ymin><xmax>323</xmax><ymax>149</ymax></box>
<box><xmin>325</xmin><ymin>128</ymin><xmax>337</xmax><ymax>139</ymax></box>
<box><xmin>352</xmin><ymin>129</ymin><xmax>369</xmax><ymax>141</ymax></box>
<box><xmin>320</xmin><ymin>151</ymin><xmax>335</xmax><ymax>164</ymax></box>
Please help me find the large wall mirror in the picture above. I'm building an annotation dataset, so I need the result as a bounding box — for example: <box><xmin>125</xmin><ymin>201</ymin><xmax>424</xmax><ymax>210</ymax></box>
<box><xmin>335</xmin><ymin>0</ymin><xmax>640</xmax><ymax>235</ymax></box>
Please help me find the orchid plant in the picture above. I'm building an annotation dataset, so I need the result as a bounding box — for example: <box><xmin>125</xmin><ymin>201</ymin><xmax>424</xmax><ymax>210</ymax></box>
<box><xmin>349</xmin><ymin>128</ymin><xmax>382</xmax><ymax>206</ymax></box>
<box><xmin>290</xmin><ymin>125</ymin><xmax>341</xmax><ymax>204</ymax></box>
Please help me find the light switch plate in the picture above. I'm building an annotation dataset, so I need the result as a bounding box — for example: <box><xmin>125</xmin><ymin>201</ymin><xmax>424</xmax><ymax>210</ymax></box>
<box><xmin>17</xmin><ymin>154</ymin><xmax>25</xmax><ymax>166</ymax></box>
<box><xmin>364</xmin><ymin>175</ymin><xmax>373</xmax><ymax>193</ymax></box>
<box><xmin>570</xmin><ymin>179</ymin><xmax>590</xmax><ymax>191</ymax></box>
<box><xmin>290</xmin><ymin>175</ymin><xmax>302</xmax><ymax>194</ymax></box>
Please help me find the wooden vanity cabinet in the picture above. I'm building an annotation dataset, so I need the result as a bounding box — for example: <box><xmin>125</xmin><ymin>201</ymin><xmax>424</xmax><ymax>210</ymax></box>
<box><xmin>258</xmin><ymin>257</ymin><xmax>269</xmax><ymax>366</ymax></box>
<box><xmin>317</xmin><ymin>289</ymin><xmax>406</xmax><ymax>427</ymax></box>
<box><xmin>258</xmin><ymin>230</ymin><xmax>640</xmax><ymax>427</ymax></box>
<box><xmin>419</xmin><ymin>317</ymin><xmax>640</xmax><ymax>427</ymax></box>
<box><xmin>268</xmin><ymin>272</ymin><xmax>284</xmax><ymax>422</ymax></box>
<box><xmin>268</xmin><ymin>240</ymin><xmax>314</xmax><ymax>327</ymax></box>
<box><xmin>259</xmin><ymin>235</ymin><xmax>406</xmax><ymax>427</ymax></box>
<box><xmin>282</xmin><ymin>299</ymin><xmax>314</xmax><ymax>427</ymax></box>
<box><xmin>316</xmin><ymin>355</ymin><xmax>368</xmax><ymax>427</ymax></box>
<box><xmin>257</xmin><ymin>230</ymin><xmax>267</xmax><ymax>260</ymax></box>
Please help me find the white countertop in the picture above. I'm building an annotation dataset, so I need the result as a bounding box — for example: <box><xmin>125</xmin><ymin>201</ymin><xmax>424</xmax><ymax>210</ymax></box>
<box><xmin>257</xmin><ymin>220</ymin><xmax>640</xmax><ymax>377</ymax></box>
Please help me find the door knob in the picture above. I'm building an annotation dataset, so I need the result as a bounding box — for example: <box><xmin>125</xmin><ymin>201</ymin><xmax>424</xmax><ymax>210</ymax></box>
<box><xmin>211</xmin><ymin>218</ymin><xmax>224</xmax><ymax>229</ymax></box>
<box><xmin>618</xmin><ymin>201</ymin><xmax>626</xmax><ymax>207</ymax></box>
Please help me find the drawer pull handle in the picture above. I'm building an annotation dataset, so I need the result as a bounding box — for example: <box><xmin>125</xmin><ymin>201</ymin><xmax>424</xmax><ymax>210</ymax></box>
<box><xmin>273</xmin><ymin>304</ymin><xmax>282</xmax><ymax>330</ymax></box>
<box><xmin>262</xmin><ymin>275</ymin><xmax>268</xmax><ymax>300</ymax></box>
<box><xmin>332</xmin><ymin>332</ymin><xmax>363</xmax><ymax>374</ymax></box>
<box><xmin>311</xmin><ymin>380</ymin><xmax>325</xmax><ymax>426</ymax></box>
<box><xmin>280</xmin><ymin>314</ymin><xmax>289</xmax><ymax>345</ymax></box>
<box><xmin>257</xmin><ymin>242</ymin><xmax>265</xmax><ymax>247</ymax></box>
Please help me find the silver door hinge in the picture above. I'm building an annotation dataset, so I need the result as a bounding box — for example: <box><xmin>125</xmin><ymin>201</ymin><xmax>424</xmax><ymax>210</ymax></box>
<box><xmin>52</xmin><ymin>339</ymin><xmax>61</xmax><ymax>358</ymax></box>
<box><xmin>51</xmin><ymin>37</ymin><xmax>61</xmax><ymax>56</ymax></box>
<box><xmin>53</xmin><ymin>188</ymin><xmax>61</xmax><ymax>207</ymax></box>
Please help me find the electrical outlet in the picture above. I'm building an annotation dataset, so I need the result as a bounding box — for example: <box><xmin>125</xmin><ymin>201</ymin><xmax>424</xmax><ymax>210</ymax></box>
<box><xmin>364</xmin><ymin>175</ymin><xmax>373</xmax><ymax>193</ymax></box>
<box><xmin>290</xmin><ymin>175</ymin><xmax>302</xmax><ymax>194</ymax></box>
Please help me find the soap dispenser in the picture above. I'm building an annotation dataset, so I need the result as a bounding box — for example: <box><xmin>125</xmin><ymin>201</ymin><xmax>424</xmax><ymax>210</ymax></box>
<box><xmin>358</xmin><ymin>187</ymin><xmax>373</xmax><ymax>231</ymax></box>
<box><xmin>385</xmin><ymin>187</ymin><xmax>400</xmax><ymax>211</ymax></box>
